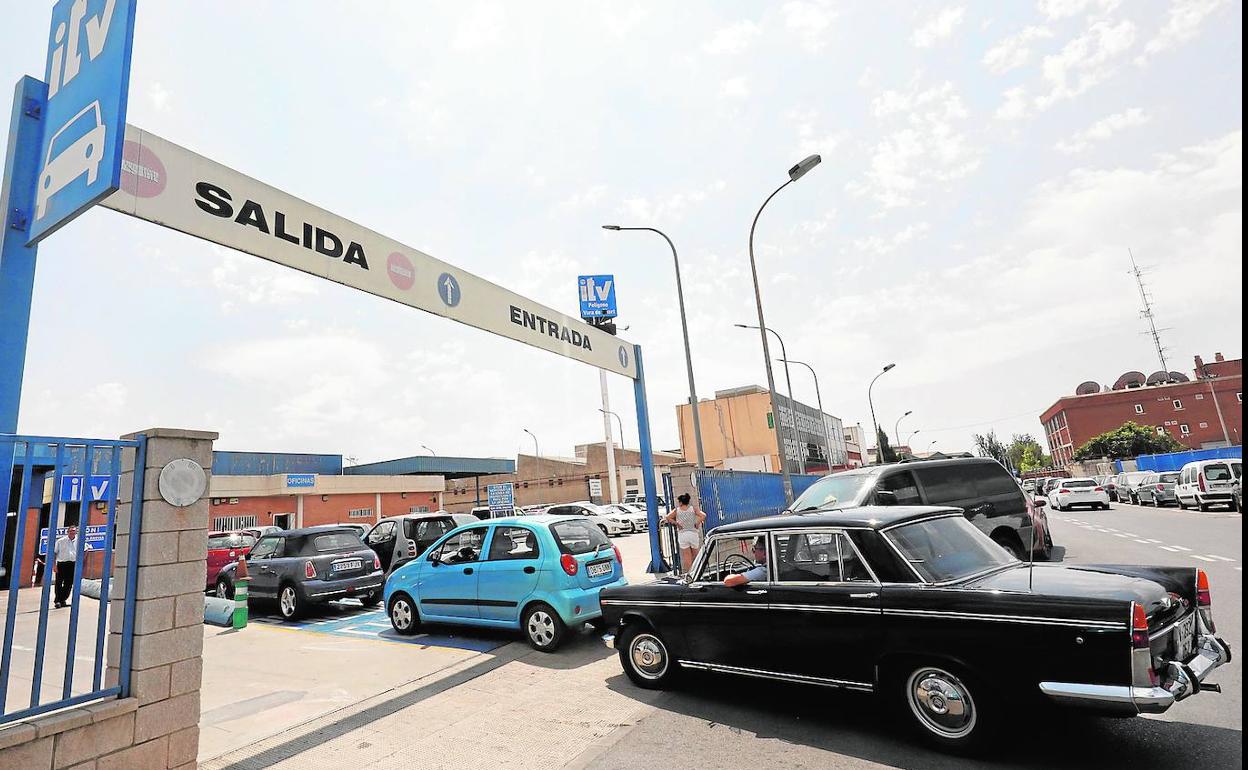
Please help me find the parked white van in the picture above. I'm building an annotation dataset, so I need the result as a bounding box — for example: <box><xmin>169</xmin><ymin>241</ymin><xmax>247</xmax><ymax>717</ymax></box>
<box><xmin>1175</xmin><ymin>459</ymin><xmax>1242</xmax><ymax>511</ymax></box>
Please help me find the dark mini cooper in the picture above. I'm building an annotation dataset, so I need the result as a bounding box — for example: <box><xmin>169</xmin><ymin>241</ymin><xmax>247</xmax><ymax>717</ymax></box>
<box><xmin>600</xmin><ymin>506</ymin><xmax>1231</xmax><ymax>752</ymax></box>
<box><xmin>219</xmin><ymin>525</ymin><xmax>384</xmax><ymax>619</ymax></box>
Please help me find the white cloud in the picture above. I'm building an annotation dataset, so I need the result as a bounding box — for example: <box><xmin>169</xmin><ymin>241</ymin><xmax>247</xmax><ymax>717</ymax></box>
<box><xmin>209</xmin><ymin>251</ymin><xmax>320</xmax><ymax>313</ymax></box>
<box><xmin>782</xmin><ymin>0</ymin><xmax>837</xmax><ymax>52</ymax></box>
<box><xmin>1036</xmin><ymin>19</ymin><xmax>1135</xmax><ymax>109</ymax></box>
<box><xmin>702</xmin><ymin>20</ymin><xmax>761</xmax><ymax>55</ymax></box>
<box><xmin>982</xmin><ymin>26</ymin><xmax>1052</xmax><ymax>74</ymax></box>
<box><xmin>719</xmin><ymin>76</ymin><xmax>751</xmax><ymax>99</ymax></box>
<box><xmin>452</xmin><ymin>2</ymin><xmax>506</xmax><ymax>51</ymax></box>
<box><xmin>995</xmin><ymin>86</ymin><xmax>1029</xmax><ymax>120</ymax></box>
<box><xmin>1056</xmin><ymin>108</ymin><xmax>1150</xmax><ymax>153</ymax></box>
<box><xmin>1038</xmin><ymin>0</ymin><xmax>1121</xmax><ymax>20</ymax></box>
<box><xmin>148</xmin><ymin>82</ymin><xmax>171</xmax><ymax>112</ymax></box>
<box><xmin>852</xmin><ymin>222</ymin><xmax>931</xmax><ymax>255</ymax></box>
<box><xmin>1137</xmin><ymin>0</ymin><xmax>1226</xmax><ymax>64</ymax></box>
<box><xmin>912</xmin><ymin>6</ymin><xmax>966</xmax><ymax>48</ymax></box>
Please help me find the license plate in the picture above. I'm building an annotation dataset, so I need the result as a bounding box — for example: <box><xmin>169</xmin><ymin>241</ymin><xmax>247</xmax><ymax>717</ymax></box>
<box><xmin>1173</xmin><ymin>613</ymin><xmax>1196</xmax><ymax>659</ymax></box>
<box><xmin>332</xmin><ymin>559</ymin><xmax>362</xmax><ymax>573</ymax></box>
<box><xmin>587</xmin><ymin>560</ymin><xmax>612</xmax><ymax>578</ymax></box>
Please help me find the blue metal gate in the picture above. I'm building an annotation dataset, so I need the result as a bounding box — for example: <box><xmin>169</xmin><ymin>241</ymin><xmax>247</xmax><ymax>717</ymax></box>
<box><xmin>696</xmin><ymin>468</ymin><xmax>823</xmax><ymax>529</ymax></box>
<box><xmin>0</xmin><ymin>433</ymin><xmax>146</xmax><ymax>725</ymax></box>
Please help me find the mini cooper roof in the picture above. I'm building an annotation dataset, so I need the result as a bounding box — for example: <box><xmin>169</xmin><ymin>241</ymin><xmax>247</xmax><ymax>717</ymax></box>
<box><xmin>712</xmin><ymin>505</ymin><xmax>964</xmax><ymax>534</ymax></box>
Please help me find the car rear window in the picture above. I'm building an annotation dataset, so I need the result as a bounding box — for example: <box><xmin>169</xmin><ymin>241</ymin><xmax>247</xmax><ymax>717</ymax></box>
<box><xmin>311</xmin><ymin>532</ymin><xmax>361</xmax><ymax>552</ymax></box>
<box><xmin>549</xmin><ymin>520</ymin><xmax>609</xmax><ymax>555</ymax></box>
<box><xmin>1159</xmin><ymin>473</ymin><xmax>1180</xmax><ymax>483</ymax></box>
<box><xmin>1063</xmin><ymin>480</ymin><xmax>1096</xmax><ymax>488</ymax></box>
<box><xmin>1204</xmin><ymin>464</ymin><xmax>1232</xmax><ymax>481</ymax></box>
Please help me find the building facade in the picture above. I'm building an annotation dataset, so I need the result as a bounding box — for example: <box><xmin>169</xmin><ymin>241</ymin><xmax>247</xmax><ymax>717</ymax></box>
<box><xmin>1040</xmin><ymin>353</ymin><xmax>1242</xmax><ymax>467</ymax></box>
<box><xmin>676</xmin><ymin>385</ymin><xmax>849</xmax><ymax>475</ymax></box>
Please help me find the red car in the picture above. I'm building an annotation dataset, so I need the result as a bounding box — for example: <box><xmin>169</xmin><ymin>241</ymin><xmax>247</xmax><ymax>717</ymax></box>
<box><xmin>206</xmin><ymin>530</ymin><xmax>257</xmax><ymax>596</ymax></box>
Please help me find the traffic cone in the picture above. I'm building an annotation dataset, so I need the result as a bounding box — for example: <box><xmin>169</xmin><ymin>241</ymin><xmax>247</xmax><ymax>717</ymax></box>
<box><xmin>232</xmin><ymin>555</ymin><xmax>249</xmax><ymax>630</ymax></box>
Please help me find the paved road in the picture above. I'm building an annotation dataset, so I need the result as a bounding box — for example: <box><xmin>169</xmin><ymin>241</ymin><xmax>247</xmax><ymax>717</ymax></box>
<box><xmin>579</xmin><ymin>502</ymin><xmax>1242</xmax><ymax>769</ymax></box>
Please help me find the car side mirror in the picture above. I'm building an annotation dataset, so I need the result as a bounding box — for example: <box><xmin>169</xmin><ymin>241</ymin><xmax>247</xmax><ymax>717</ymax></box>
<box><xmin>1034</xmin><ymin>498</ymin><xmax>1047</xmax><ymax>508</ymax></box>
<box><xmin>876</xmin><ymin>490</ymin><xmax>898</xmax><ymax>505</ymax></box>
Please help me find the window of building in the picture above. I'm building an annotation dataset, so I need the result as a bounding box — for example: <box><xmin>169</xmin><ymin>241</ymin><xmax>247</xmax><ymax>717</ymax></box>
<box><xmin>213</xmin><ymin>514</ymin><xmax>258</xmax><ymax>531</ymax></box>
<box><xmin>1173</xmin><ymin>399</ymin><xmax>1183</xmax><ymax>410</ymax></box>
<box><xmin>1180</xmin><ymin>424</ymin><xmax>1191</xmax><ymax>436</ymax></box>
<box><xmin>1238</xmin><ymin>392</ymin><xmax>1242</xmax><ymax>403</ymax></box>
<box><xmin>1155</xmin><ymin>426</ymin><xmax>1166</xmax><ymax>436</ymax></box>
<box><xmin>348</xmin><ymin>508</ymin><xmax>373</xmax><ymax>519</ymax></box>
<box><xmin>1134</xmin><ymin>404</ymin><xmax>1144</xmax><ymax>414</ymax></box>
<box><xmin>1195</xmin><ymin>393</ymin><xmax>1204</xmax><ymax>400</ymax></box>
<box><xmin>1199</xmin><ymin>422</ymin><xmax>1209</xmax><ymax>429</ymax></box>
<box><xmin>408</xmin><ymin>506</ymin><xmax>430</xmax><ymax>513</ymax></box>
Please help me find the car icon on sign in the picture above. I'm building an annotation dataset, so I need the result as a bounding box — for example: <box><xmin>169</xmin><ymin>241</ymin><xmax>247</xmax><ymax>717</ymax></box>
<box><xmin>36</xmin><ymin>101</ymin><xmax>107</xmax><ymax>220</ymax></box>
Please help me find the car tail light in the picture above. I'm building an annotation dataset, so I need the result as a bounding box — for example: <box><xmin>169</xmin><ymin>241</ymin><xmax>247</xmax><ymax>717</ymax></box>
<box><xmin>304</xmin><ymin>560</ymin><xmax>317</xmax><ymax>579</ymax></box>
<box><xmin>1130</xmin><ymin>601</ymin><xmax>1158</xmax><ymax>687</ymax></box>
<box><xmin>1059</xmin><ymin>488</ymin><xmax>1071</xmax><ymax>494</ymax></box>
<box><xmin>373</xmin><ymin>553</ymin><xmax>382</xmax><ymax>571</ymax></box>
<box><xmin>1094</xmin><ymin>487</ymin><xmax>1104</xmax><ymax>492</ymax></box>
<box><xmin>1196</xmin><ymin>569</ymin><xmax>1215</xmax><ymax>632</ymax></box>
<box><xmin>560</xmin><ymin>553</ymin><xmax>578</xmax><ymax>576</ymax></box>
<box><xmin>1199</xmin><ymin>473</ymin><xmax>1207</xmax><ymax>493</ymax></box>
<box><xmin>612</xmin><ymin>545</ymin><xmax>622</xmax><ymax>566</ymax></box>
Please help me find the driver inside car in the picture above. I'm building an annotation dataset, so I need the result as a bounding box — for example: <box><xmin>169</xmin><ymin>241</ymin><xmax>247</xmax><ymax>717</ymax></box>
<box><xmin>724</xmin><ymin>538</ymin><xmax>768</xmax><ymax>587</ymax></box>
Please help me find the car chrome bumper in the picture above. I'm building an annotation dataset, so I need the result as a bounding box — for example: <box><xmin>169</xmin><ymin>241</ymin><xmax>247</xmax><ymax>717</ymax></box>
<box><xmin>1040</xmin><ymin>634</ymin><xmax>1232</xmax><ymax>714</ymax></box>
<box><xmin>305</xmin><ymin>572</ymin><xmax>385</xmax><ymax>601</ymax></box>
<box><xmin>602</xmin><ymin>632</ymin><xmax>616</xmax><ymax>649</ymax></box>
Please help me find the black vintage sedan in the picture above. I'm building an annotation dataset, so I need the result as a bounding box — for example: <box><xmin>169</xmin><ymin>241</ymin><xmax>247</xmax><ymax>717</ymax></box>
<box><xmin>600</xmin><ymin>506</ymin><xmax>1232</xmax><ymax>752</ymax></box>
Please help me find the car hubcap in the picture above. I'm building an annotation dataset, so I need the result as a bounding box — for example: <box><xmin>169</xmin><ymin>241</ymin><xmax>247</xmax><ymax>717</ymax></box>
<box><xmin>629</xmin><ymin>633</ymin><xmax>668</xmax><ymax>680</ymax></box>
<box><xmin>528</xmin><ymin>610</ymin><xmax>555</xmax><ymax>646</ymax></box>
<box><xmin>907</xmin><ymin>667</ymin><xmax>976</xmax><ymax>738</ymax></box>
<box><xmin>280</xmin><ymin>588</ymin><xmax>296</xmax><ymax>617</ymax></box>
<box><xmin>216</xmin><ymin>582</ymin><xmax>228</xmax><ymax>598</ymax></box>
<box><xmin>392</xmin><ymin>600</ymin><xmax>412</xmax><ymax>630</ymax></box>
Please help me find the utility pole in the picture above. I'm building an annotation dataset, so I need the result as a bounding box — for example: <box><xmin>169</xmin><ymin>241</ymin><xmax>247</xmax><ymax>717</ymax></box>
<box><xmin>599</xmin><ymin>370</ymin><xmax>620</xmax><ymax>504</ymax></box>
<box><xmin>1129</xmin><ymin>249</ymin><xmax>1170</xmax><ymax>374</ymax></box>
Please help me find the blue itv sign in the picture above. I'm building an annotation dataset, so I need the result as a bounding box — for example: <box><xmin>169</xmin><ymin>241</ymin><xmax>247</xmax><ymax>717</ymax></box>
<box><xmin>486</xmin><ymin>482</ymin><xmax>514</xmax><ymax>516</ymax></box>
<box><xmin>577</xmin><ymin>275</ymin><xmax>617</xmax><ymax>319</ymax></box>
<box><xmin>29</xmin><ymin>0</ymin><xmax>138</xmax><ymax>243</ymax></box>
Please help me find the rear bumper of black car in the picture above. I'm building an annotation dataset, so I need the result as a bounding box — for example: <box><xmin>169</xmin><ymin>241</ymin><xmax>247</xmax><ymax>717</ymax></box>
<box><xmin>303</xmin><ymin>571</ymin><xmax>384</xmax><ymax>602</ymax></box>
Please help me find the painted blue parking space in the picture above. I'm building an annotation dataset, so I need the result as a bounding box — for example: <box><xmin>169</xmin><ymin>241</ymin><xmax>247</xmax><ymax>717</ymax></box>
<box><xmin>249</xmin><ymin>601</ymin><xmax>512</xmax><ymax>653</ymax></box>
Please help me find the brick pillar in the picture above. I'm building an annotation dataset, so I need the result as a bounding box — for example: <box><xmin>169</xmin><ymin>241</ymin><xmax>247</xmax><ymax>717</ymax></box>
<box><xmin>105</xmin><ymin>428</ymin><xmax>217</xmax><ymax>770</ymax></box>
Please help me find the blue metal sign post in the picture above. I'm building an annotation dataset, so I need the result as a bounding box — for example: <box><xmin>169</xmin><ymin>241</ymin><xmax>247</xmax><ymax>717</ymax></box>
<box><xmin>577</xmin><ymin>274</ymin><xmax>618</xmax><ymax>319</ymax></box>
<box><xmin>29</xmin><ymin>0</ymin><xmax>137</xmax><ymax>243</ymax></box>
<box><xmin>632</xmin><ymin>345</ymin><xmax>668</xmax><ymax>573</ymax></box>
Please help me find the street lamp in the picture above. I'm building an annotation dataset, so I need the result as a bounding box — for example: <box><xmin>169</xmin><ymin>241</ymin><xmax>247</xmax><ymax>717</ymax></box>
<box><xmin>602</xmin><ymin>225</ymin><xmax>705</xmax><ymax>469</ymax></box>
<box><xmin>421</xmin><ymin>444</ymin><xmax>436</xmax><ymax>456</ymax></box>
<box><xmin>905</xmin><ymin>429</ymin><xmax>920</xmax><ymax>456</ymax></box>
<box><xmin>746</xmin><ymin>154</ymin><xmax>822</xmax><ymax>502</ymax></box>
<box><xmin>598</xmin><ymin>408</ymin><xmax>626</xmax><ymax>450</ymax></box>
<box><xmin>894</xmin><ymin>410</ymin><xmax>913</xmax><ymax>447</ymax></box>
<box><xmin>868</xmin><ymin>363</ymin><xmax>896</xmax><ymax>465</ymax></box>
<box><xmin>736</xmin><ymin>324</ymin><xmax>804</xmax><ymax>475</ymax></box>
<box><xmin>779</xmin><ymin>357</ymin><xmax>834</xmax><ymax>471</ymax></box>
<box><xmin>522</xmin><ymin>428</ymin><xmax>539</xmax><ymax>457</ymax></box>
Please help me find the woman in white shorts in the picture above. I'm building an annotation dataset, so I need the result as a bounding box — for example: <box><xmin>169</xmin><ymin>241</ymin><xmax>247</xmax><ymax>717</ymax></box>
<box><xmin>665</xmin><ymin>493</ymin><xmax>706</xmax><ymax>573</ymax></box>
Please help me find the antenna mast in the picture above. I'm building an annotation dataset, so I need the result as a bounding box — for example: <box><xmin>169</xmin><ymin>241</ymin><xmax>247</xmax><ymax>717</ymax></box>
<box><xmin>1129</xmin><ymin>249</ymin><xmax>1169</xmax><ymax>373</ymax></box>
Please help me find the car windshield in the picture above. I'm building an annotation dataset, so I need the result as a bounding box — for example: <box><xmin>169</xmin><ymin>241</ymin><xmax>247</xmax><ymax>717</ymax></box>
<box><xmin>885</xmin><ymin>515</ymin><xmax>1016</xmax><ymax>583</ymax></box>
<box><xmin>790</xmin><ymin>472</ymin><xmax>873</xmax><ymax>512</ymax></box>
<box><xmin>549</xmin><ymin>520</ymin><xmax>610</xmax><ymax>555</ymax></box>
<box><xmin>1204</xmin><ymin>464</ymin><xmax>1232</xmax><ymax>481</ymax></box>
<box><xmin>311</xmin><ymin>532</ymin><xmax>361</xmax><ymax>552</ymax></box>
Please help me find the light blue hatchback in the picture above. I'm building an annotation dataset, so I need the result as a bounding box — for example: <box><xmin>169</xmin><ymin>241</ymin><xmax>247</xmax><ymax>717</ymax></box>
<box><xmin>383</xmin><ymin>514</ymin><xmax>628</xmax><ymax>651</ymax></box>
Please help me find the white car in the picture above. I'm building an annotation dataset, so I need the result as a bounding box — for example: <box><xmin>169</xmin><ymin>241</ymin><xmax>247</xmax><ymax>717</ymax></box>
<box><xmin>1175</xmin><ymin>459</ymin><xmax>1242</xmax><ymax>511</ymax></box>
<box><xmin>601</xmin><ymin>503</ymin><xmax>649</xmax><ymax>533</ymax></box>
<box><xmin>543</xmin><ymin>502</ymin><xmax>628</xmax><ymax>537</ymax></box>
<box><xmin>37</xmin><ymin>101</ymin><xmax>107</xmax><ymax>219</ymax></box>
<box><xmin>1048</xmin><ymin>477</ymin><xmax>1110</xmax><ymax>511</ymax></box>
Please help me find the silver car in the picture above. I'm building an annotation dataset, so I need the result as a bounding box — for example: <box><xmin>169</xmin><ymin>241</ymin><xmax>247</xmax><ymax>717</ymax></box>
<box><xmin>1138</xmin><ymin>471</ymin><xmax>1181</xmax><ymax>506</ymax></box>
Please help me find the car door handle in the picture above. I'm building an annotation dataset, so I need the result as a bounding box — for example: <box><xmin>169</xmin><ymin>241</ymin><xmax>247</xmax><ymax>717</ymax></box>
<box><xmin>463</xmin><ymin>567</ymin><xmax>474</xmax><ymax>575</ymax></box>
<box><xmin>850</xmin><ymin>592</ymin><xmax>878</xmax><ymax>599</ymax></box>
<box><xmin>745</xmin><ymin>589</ymin><xmax>768</xmax><ymax>595</ymax></box>
<box><xmin>523</xmin><ymin>566</ymin><xmax>535</xmax><ymax>574</ymax></box>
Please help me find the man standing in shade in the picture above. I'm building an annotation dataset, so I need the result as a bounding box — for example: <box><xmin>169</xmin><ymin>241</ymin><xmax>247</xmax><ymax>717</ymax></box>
<box><xmin>53</xmin><ymin>525</ymin><xmax>79</xmax><ymax>608</ymax></box>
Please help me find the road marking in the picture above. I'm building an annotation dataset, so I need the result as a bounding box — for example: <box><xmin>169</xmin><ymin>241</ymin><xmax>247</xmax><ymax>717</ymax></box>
<box><xmin>1160</xmin><ymin>546</ymin><xmax>1184</xmax><ymax>552</ymax></box>
<box><xmin>1135</xmin><ymin>539</ymin><xmax>1153</xmax><ymax>544</ymax></box>
<box><xmin>1123</xmin><ymin>532</ymin><xmax>1139</xmax><ymax>537</ymax></box>
<box><xmin>1114</xmin><ymin>533</ymin><xmax>1130</xmax><ymax>538</ymax></box>
<box><xmin>1206</xmin><ymin>555</ymin><xmax>1236</xmax><ymax>562</ymax></box>
<box><xmin>1169</xmin><ymin>545</ymin><xmax>1192</xmax><ymax>551</ymax></box>
<box><xmin>1191</xmin><ymin>555</ymin><xmax>1216</xmax><ymax>562</ymax></box>
<box><xmin>1142</xmin><ymin>539</ymin><xmax>1161</xmax><ymax>544</ymax></box>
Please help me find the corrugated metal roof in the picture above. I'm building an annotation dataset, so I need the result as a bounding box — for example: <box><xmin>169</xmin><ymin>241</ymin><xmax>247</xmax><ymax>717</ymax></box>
<box><xmin>344</xmin><ymin>455</ymin><xmax>514</xmax><ymax>478</ymax></box>
<box><xmin>211</xmin><ymin>451</ymin><xmax>343</xmax><ymax>476</ymax></box>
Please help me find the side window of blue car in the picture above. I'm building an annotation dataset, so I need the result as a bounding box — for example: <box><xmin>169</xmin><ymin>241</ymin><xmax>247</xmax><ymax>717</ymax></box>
<box><xmin>488</xmin><ymin>527</ymin><xmax>539</xmax><ymax>560</ymax></box>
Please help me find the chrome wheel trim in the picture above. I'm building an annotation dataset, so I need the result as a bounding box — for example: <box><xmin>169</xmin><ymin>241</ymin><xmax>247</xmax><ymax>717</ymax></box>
<box><xmin>906</xmin><ymin>667</ymin><xmax>976</xmax><ymax>739</ymax></box>
<box><xmin>279</xmin><ymin>587</ymin><xmax>297</xmax><ymax>618</ymax></box>
<box><xmin>391</xmin><ymin>598</ymin><xmax>413</xmax><ymax>630</ymax></box>
<box><xmin>628</xmin><ymin>633</ymin><xmax>669</xmax><ymax>680</ymax></box>
<box><xmin>215</xmin><ymin>580</ymin><xmax>229</xmax><ymax>599</ymax></box>
<box><xmin>527</xmin><ymin>609</ymin><xmax>556</xmax><ymax>646</ymax></box>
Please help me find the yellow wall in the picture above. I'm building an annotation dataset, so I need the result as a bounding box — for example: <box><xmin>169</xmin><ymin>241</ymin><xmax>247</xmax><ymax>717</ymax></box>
<box><xmin>676</xmin><ymin>391</ymin><xmax>781</xmax><ymax>471</ymax></box>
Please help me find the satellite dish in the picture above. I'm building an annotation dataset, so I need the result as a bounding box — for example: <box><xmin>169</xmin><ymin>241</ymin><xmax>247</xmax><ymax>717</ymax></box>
<box><xmin>1146</xmin><ymin>371</ymin><xmax>1170</xmax><ymax>386</ymax></box>
<box><xmin>1075</xmin><ymin>381</ymin><xmax>1101</xmax><ymax>395</ymax></box>
<box><xmin>1168</xmin><ymin>371</ymin><xmax>1190</xmax><ymax>383</ymax></box>
<box><xmin>1113</xmin><ymin>371</ymin><xmax>1147</xmax><ymax>390</ymax></box>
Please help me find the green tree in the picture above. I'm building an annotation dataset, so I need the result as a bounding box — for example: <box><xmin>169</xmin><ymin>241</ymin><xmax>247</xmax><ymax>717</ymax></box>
<box><xmin>875</xmin><ymin>427</ymin><xmax>899</xmax><ymax>463</ymax></box>
<box><xmin>973</xmin><ymin>430</ymin><xmax>1011</xmax><ymax>468</ymax></box>
<box><xmin>1072</xmin><ymin>421</ymin><xmax>1185</xmax><ymax>460</ymax></box>
<box><xmin>1019</xmin><ymin>443</ymin><xmax>1051</xmax><ymax>472</ymax></box>
<box><xmin>1006</xmin><ymin>433</ymin><xmax>1044</xmax><ymax>471</ymax></box>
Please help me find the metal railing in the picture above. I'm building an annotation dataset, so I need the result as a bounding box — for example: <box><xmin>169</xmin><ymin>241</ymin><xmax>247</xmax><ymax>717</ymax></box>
<box><xmin>0</xmin><ymin>433</ymin><xmax>146</xmax><ymax>726</ymax></box>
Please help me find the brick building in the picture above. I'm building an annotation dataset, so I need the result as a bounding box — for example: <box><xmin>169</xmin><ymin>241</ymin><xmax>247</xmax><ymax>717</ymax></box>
<box><xmin>1040</xmin><ymin>353</ymin><xmax>1242</xmax><ymax>466</ymax></box>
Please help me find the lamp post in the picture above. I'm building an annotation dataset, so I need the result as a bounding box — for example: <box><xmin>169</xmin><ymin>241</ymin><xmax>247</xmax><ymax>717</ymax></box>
<box><xmin>746</xmin><ymin>154</ymin><xmax>822</xmax><ymax>502</ymax></box>
<box><xmin>894</xmin><ymin>410</ymin><xmax>913</xmax><ymax>448</ymax></box>
<box><xmin>905</xmin><ymin>429</ymin><xmax>920</xmax><ymax>457</ymax></box>
<box><xmin>602</xmin><ymin>225</ymin><xmax>705</xmax><ymax>469</ymax></box>
<box><xmin>868</xmin><ymin>363</ymin><xmax>896</xmax><ymax>465</ymax></box>
<box><xmin>522</xmin><ymin>429</ymin><xmax>539</xmax><ymax>458</ymax></box>
<box><xmin>599</xmin><ymin>408</ymin><xmax>627</xmax><ymax>450</ymax></box>
<box><xmin>421</xmin><ymin>444</ymin><xmax>436</xmax><ymax>456</ymax></box>
<box><xmin>736</xmin><ymin>324</ymin><xmax>804</xmax><ymax>475</ymax></box>
<box><xmin>779</xmin><ymin>356</ymin><xmax>834</xmax><ymax>471</ymax></box>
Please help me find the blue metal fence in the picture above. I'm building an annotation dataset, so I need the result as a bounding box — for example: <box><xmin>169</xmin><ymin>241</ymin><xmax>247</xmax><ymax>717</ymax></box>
<box><xmin>696</xmin><ymin>468</ymin><xmax>823</xmax><ymax>529</ymax></box>
<box><xmin>1133</xmin><ymin>447</ymin><xmax>1242</xmax><ymax>472</ymax></box>
<box><xmin>0</xmin><ymin>433</ymin><xmax>145</xmax><ymax>726</ymax></box>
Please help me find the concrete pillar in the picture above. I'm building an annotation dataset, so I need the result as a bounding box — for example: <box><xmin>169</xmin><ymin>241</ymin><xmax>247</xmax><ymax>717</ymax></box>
<box><xmin>104</xmin><ymin>427</ymin><xmax>217</xmax><ymax>770</ymax></box>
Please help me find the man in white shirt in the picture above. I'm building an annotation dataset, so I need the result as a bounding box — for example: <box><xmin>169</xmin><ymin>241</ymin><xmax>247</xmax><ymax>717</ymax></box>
<box><xmin>53</xmin><ymin>526</ymin><xmax>79</xmax><ymax>608</ymax></box>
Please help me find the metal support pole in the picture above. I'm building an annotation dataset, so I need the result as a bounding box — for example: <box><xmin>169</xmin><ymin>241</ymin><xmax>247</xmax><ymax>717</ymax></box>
<box><xmin>868</xmin><ymin>365</ymin><xmax>894</xmax><ymax>465</ymax></box>
<box><xmin>633</xmin><ymin>346</ymin><xmax>668</xmax><ymax>573</ymax></box>
<box><xmin>0</xmin><ymin>77</ymin><xmax>48</xmax><ymax>433</ymax></box>
<box><xmin>782</xmin><ymin>358</ymin><xmax>833</xmax><ymax>472</ymax></box>
<box><xmin>599</xmin><ymin>369</ymin><xmax>619</xmax><ymax>504</ymax></box>
<box><xmin>1208</xmin><ymin>378</ymin><xmax>1230</xmax><ymax>445</ymax></box>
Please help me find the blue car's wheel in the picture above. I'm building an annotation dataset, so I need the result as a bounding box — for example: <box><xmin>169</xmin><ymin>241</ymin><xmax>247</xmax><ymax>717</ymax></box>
<box><xmin>389</xmin><ymin>593</ymin><xmax>419</xmax><ymax>635</ymax></box>
<box><xmin>523</xmin><ymin>602</ymin><xmax>566</xmax><ymax>652</ymax></box>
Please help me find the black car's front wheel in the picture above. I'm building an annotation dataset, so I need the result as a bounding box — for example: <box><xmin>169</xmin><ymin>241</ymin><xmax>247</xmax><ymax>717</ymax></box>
<box><xmin>900</xmin><ymin>664</ymin><xmax>992</xmax><ymax>753</ymax></box>
<box><xmin>618</xmin><ymin>624</ymin><xmax>678</xmax><ymax>689</ymax></box>
<box><xmin>214</xmin><ymin>576</ymin><xmax>234</xmax><ymax>600</ymax></box>
<box><xmin>277</xmin><ymin>584</ymin><xmax>304</xmax><ymax>620</ymax></box>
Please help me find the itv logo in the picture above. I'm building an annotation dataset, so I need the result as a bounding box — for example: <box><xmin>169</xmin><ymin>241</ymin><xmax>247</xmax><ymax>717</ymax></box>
<box><xmin>577</xmin><ymin>274</ymin><xmax>618</xmax><ymax>319</ymax></box>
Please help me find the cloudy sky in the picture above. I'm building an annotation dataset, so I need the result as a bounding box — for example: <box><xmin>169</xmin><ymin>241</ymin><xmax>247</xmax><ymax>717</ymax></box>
<box><xmin>1</xmin><ymin>0</ymin><xmax>1241</xmax><ymax>465</ymax></box>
